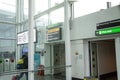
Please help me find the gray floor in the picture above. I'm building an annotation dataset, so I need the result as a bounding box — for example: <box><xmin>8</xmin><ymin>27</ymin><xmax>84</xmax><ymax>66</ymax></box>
<box><xmin>35</xmin><ymin>75</ymin><xmax>65</xmax><ymax>80</ymax></box>
<box><xmin>0</xmin><ymin>74</ymin><xmax>65</xmax><ymax>80</ymax></box>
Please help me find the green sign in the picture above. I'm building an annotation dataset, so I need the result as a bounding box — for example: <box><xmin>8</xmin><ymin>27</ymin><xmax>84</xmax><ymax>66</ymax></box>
<box><xmin>95</xmin><ymin>26</ymin><xmax>120</xmax><ymax>35</ymax></box>
<box><xmin>48</xmin><ymin>22</ymin><xmax>63</xmax><ymax>28</ymax></box>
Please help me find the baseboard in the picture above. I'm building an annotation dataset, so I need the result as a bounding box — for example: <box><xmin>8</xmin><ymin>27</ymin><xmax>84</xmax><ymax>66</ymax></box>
<box><xmin>72</xmin><ymin>77</ymin><xmax>83</xmax><ymax>80</ymax></box>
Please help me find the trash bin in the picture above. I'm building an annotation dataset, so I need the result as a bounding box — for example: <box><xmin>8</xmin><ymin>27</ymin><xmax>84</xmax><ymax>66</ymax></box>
<box><xmin>0</xmin><ymin>58</ymin><xmax>3</xmax><ymax>72</ymax></box>
<box><xmin>4</xmin><ymin>58</ymin><xmax>10</xmax><ymax>71</ymax></box>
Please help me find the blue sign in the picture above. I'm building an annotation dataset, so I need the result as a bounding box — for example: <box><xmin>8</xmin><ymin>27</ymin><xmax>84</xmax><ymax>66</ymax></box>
<box><xmin>22</xmin><ymin>47</ymin><xmax>28</xmax><ymax>55</ymax></box>
<box><xmin>34</xmin><ymin>53</ymin><xmax>40</xmax><ymax>70</ymax></box>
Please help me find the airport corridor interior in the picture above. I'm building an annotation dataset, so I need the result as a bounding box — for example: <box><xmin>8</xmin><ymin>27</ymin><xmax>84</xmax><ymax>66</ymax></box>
<box><xmin>1</xmin><ymin>0</ymin><xmax>120</xmax><ymax>80</ymax></box>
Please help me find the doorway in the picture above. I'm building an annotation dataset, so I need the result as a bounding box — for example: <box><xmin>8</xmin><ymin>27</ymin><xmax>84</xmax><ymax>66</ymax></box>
<box><xmin>53</xmin><ymin>44</ymin><xmax>65</xmax><ymax>77</ymax></box>
<box><xmin>90</xmin><ymin>39</ymin><xmax>117</xmax><ymax>80</ymax></box>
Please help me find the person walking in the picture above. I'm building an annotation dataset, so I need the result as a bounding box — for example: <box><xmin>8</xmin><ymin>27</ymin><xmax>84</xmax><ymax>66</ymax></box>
<box><xmin>17</xmin><ymin>53</ymin><xmax>28</xmax><ymax>80</ymax></box>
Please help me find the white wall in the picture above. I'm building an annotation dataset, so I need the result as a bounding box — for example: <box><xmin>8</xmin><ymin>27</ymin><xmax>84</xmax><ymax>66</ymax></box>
<box><xmin>71</xmin><ymin>40</ymin><xmax>84</xmax><ymax>79</ymax></box>
<box><xmin>70</xmin><ymin>5</ymin><xmax>120</xmax><ymax>79</ymax></box>
<box><xmin>71</xmin><ymin>5</ymin><xmax>120</xmax><ymax>40</ymax></box>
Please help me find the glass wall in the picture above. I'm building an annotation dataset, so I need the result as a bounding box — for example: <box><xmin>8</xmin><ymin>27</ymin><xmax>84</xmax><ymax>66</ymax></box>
<box><xmin>24</xmin><ymin>0</ymin><xmax>28</xmax><ymax>20</ymax></box>
<box><xmin>50</xmin><ymin>0</ymin><xmax>64</xmax><ymax>7</ymax></box>
<box><xmin>50</xmin><ymin>7</ymin><xmax>64</xmax><ymax>24</ymax></box>
<box><xmin>35</xmin><ymin>15</ymin><xmax>48</xmax><ymax>51</ymax></box>
<box><xmin>0</xmin><ymin>0</ymin><xmax>16</xmax><ymax>73</ymax></box>
<box><xmin>0</xmin><ymin>0</ymin><xmax>16</xmax><ymax>22</ymax></box>
<box><xmin>35</xmin><ymin>0</ymin><xmax>48</xmax><ymax>15</ymax></box>
<box><xmin>0</xmin><ymin>23</ymin><xmax>16</xmax><ymax>72</ymax></box>
<box><xmin>74</xmin><ymin>0</ymin><xmax>120</xmax><ymax>18</ymax></box>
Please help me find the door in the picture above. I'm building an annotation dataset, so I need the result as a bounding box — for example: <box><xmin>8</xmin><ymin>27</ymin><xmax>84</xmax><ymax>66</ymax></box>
<box><xmin>53</xmin><ymin>44</ymin><xmax>65</xmax><ymax>74</ymax></box>
<box><xmin>90</xmin><ymin>42</ymin><xmax>98</xmax><ymax>78</ymax></box>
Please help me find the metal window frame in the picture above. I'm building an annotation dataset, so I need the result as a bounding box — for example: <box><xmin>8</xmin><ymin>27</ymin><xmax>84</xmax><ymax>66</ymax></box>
<box><xmin>16</xmin><ymin>2</ymin><xmax>64</xmax><ymax>26</ymax></box>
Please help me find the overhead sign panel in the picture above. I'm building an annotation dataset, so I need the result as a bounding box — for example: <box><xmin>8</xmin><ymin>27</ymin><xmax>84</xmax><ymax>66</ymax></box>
<box><xmin>96</xmin><ymin>19</ymin><xmax>120</xmax><ymax>36</ymax></box>
<box><xmin>97</xmin><ymin>19</ymin><xmax>120</xmax><ymax>29</ymax></box>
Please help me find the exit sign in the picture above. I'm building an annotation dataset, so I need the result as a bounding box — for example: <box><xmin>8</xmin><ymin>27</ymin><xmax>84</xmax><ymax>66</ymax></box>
<box><xmin>95</xmin><ymin>26</ymin><xmax>120</xmax><ymax>35</ymax></box>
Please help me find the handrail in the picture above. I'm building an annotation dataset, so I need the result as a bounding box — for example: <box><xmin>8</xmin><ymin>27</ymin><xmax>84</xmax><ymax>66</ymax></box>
<box><xmin>0</xmin><ymin>65</ymin><xmax>72</xmax><ymax>76</ymax></box>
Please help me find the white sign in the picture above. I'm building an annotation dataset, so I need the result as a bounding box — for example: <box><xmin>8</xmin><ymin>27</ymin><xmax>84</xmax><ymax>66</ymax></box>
<box><xmin>17</xmin><ymin>29</ymin><xmax>36</xmax><ymax>44</ymax></box>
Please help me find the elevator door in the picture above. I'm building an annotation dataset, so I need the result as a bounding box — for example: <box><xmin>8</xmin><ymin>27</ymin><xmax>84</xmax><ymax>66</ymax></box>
<box><xmin>53</xmin><ymin>44</ymin><xmax>65</xmax><ymax>74</ymax></box>
<box><xmin>90</xmin><ymin>42</ymin><xmax>98</xmax><ymax>78</ymax></box>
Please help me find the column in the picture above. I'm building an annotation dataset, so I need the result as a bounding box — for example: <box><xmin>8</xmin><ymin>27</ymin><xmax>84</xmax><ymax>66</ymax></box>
<box><xmin>28</xmin><ymin>0</ymin><xmax>35</xmax><ymax>80</ymax></box>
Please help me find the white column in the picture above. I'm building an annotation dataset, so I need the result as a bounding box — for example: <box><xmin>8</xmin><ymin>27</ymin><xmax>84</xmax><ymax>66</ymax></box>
<box><xmin>115</xmin><ymin>37</ymin><xmax>120</xmax><ymax>80</ymax></box>
<box><xmin>28</xmin><ymin>0</ymin><xmax>35</xmax><ymax>80</ymax></box>
<box><xmin>64</xmin><ymin>0</ymin><xmax>72</xmax><ymax>80</ymax></box>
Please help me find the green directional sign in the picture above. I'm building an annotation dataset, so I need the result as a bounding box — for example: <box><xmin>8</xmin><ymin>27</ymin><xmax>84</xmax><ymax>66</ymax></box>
<box><xmin>95</xmin><ymin>26</ymin><xmax>120</xmax><ymax>35</ymax></box>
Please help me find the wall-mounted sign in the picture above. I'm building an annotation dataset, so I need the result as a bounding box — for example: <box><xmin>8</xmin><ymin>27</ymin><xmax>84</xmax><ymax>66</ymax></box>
<box><xmin>97</xmin><ymin>19</ymin><xmax>120</xmax><ymax>29</ymax></box>
<box><xmin>17</xmin><ymin>29</ymin><xmax>36</xmax><ymax>44</ymax></box>
<box><xmin>95</xmin><ymin>26</ymin><xmax>120</xmax><ymax>35</ymax></box>
<box><xmin>47</xmin><ymin>27</ymin><xmax>61</xmax><ymax>41</ymax></box>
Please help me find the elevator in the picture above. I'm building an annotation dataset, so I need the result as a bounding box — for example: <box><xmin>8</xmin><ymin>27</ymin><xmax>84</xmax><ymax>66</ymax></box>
<box><xmin>53</xmin><ymin>44</ymin><xmax>65</xmax><ymax>76</ymax></box>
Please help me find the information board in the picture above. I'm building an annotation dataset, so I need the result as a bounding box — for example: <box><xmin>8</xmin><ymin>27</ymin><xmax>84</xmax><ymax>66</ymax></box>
<box><xmin>47</xmin><ymin>27</ymin><xmax>61</xmax><ymax>41</ymax></box>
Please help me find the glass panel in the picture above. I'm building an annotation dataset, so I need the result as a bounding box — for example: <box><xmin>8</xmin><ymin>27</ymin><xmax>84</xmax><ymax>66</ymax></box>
<box><xmin>0</xmin><ymin>23</ymin><xmax>16</xmax><ymax>72</ymax></box>
<box><xmin>0</xmin><ymin>0</ymin><xmax>16</xmax><ymax>13</ymax></box>
<box><xmin>108</xmin><ymin>0</ymin><xmax>120</xmax><ymax>6</ymax></box>
<box><xmin>35</xmin><ymin>15</ymin><xmax>48</xmax><ymax>49</ymax></box>
<box><xmin>74</xmin><ymin>0</ymin><xmax>120</xmax><ymax>18</ymax></box>
<box><xmin>35</xmin><ymin>0</ymin><xmax>48</xmax><ymax>15</ymax></box>
<box><xmin>35</xmin><ymin>15</ymin><xmax>48</xmax><ymax>28</ymax></box>
<box><xmin>0</xmin><ymin>23</ymin><xmax>16</xmax><ymax>39</ymax></box>
<box><xmin>0</xmin><ymin>40</ymin><xmax>15</xmax><ymax>53</ymax></box>
<box><xmin>50</xmin><ymin>7</ymin><xmax>64</xmax><ymax>24</ymax></box>
<box><xmin>24</xmin><ymin>0</ymin><xmax>28</xmax><ymax>20</ymax></box>
<box><xmin>23</xmin><ymin>22</ymin><xmax>29</xmax><ymax>31</ymax></box>
<box><xmin>0</xmin><ymin>0</ymin><xmax>16</xmax><ymax>22</ymax></box>
<box><xmin>50</xmin><ymin>0</ymin><xmax>64</xmax><ymax>7</ymax></box>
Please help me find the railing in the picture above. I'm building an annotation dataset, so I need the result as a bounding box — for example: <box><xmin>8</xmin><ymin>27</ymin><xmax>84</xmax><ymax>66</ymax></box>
<box><xmin>0</xmin><ymin>65</ymin><xmax>72</xmax><ymax>80</ymax></box>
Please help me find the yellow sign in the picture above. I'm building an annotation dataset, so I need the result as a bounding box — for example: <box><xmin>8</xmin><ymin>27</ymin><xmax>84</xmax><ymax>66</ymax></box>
<box><xmin>47</xmin><ymin>28</ymin><xmax>60</xmax><ymax>33</ymax></box>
